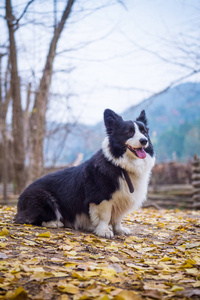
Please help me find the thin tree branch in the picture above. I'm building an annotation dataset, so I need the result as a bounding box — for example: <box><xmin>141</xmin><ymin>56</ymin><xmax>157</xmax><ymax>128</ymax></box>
<box><xmin>16</xmin><ymin>0</ymin><xmax>35</xmax><ymax>25</ymax></box>
<box><xmin>152</xmin><ymin>69</ymin><xmax>200</xmax><ymax>98</ymax></box>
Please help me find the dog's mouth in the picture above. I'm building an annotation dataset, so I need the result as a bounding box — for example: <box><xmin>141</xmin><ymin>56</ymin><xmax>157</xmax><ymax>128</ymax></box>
<box><xmin>127</xmin><ymin>145</ymin><xmax>146</xmax><ymax>159</ymax></box>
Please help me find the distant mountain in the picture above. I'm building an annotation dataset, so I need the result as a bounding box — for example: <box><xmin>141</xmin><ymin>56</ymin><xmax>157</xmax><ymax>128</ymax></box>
<box><xmin>45</xmin><ymin>82</ymin><xmax>200</xmax><ymax>165</ymax></box>
<box><xmin>122</xmin><ymin>82</ymin><xmax>200</xmax><ymax>134</ymax></box>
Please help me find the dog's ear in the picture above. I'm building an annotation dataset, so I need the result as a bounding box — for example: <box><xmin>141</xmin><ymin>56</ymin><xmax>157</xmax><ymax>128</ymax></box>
<box><xmin>136</xmin><ymin>110</ymin><xmax>148</xmax><ymax>126</ymax></box>
<box><xmin>104</xmin><ymin>109</ymin><xmax>123</xmax><ymax>134</ymax></box>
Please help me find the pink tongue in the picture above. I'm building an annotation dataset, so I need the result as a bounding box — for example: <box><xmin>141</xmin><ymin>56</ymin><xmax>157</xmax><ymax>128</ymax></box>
<box><xmin>135</xmin><ymin>148</ymin><xmax>146</xmax><ymax>159</ymax></box>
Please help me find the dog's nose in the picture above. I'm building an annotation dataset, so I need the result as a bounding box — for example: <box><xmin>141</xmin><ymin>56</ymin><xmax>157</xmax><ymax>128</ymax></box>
<box><xmin>140</xmin><ymin>138</ymin><xmax>148</xmax><ymax>146</ymax></box>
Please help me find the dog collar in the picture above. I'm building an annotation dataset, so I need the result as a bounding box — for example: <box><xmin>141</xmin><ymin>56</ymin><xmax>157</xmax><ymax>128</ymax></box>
<box><xmin>122</xmin><ymin>169</ymin><xmax>134</xmax><ymax>193</ymax></box>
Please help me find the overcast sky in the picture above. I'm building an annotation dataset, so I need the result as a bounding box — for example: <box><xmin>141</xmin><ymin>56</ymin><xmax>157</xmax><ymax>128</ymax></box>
<box><xmin>1</xmin><ymin>0</ymin><xmax>200</xmax><ymax>125</ymax></box>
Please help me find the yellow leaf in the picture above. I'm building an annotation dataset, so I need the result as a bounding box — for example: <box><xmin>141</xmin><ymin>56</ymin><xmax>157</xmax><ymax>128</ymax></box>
<box><xmin>185</xmin><ymin>258</ymin><xmax>196</xmax><ymax>265</ymax></box>
<box><xmin>142</xmin><ymin>247</ymin><xmax>156</xmax><ymax>252</ymax></box>
<box><xmin>58</xmin><ymin>283</ymin><xmax>79</xmax><ymax>294</ymax></box>
<box><xmin>84</xmin><ymin>270</ymin><xmax>99</xmax><ymax>278</ymax></box>
<box><xmin>73</xmin><ymin>295</ymin><xmax>88</xmax><ymax>300</ymax></box>
<box><xmin>72</xmin><ymin>272</ymin><xmax>86</xmax><ymax>281</ymax></box>
<box><xmin>65</xmin><ymin>262</ymin><xmax>77</xmax><ymax>268</ymax></box>
<box><xmin>176</xmin><ymin>245</ymin><xmax>186</xmax><ymax>252</ymax></box>
<box><xmin>99</xmin><ymin>296</ymin><xmax>110</xmax><ymax>300</ymax></box>
<box><xmin>6</xmin><ymin>286</ymin><xmax>28</xmax><ymax>299</ymax></box>
<box><xmin>64</xmin><ymin>250</ymin><xmax>77</xmax><ymax>257</ymax></box>
<box><xmin>108</xmin><ymin>256</ymin><xmax>120</xmax><ymax>263</ymax></box>
<box><xmin>65</xmin><ymin>232</ymin><xmax>74</xmax><ymax>235</ymax></box>
<box><xmin>37</xmin><ymin>231</ymin><xmax>51</xmax><ymax>238</ymax></box>
<box><xmin>0</xmin><ymin>227</ymin><xmax>9</xmax><ymax>236</ymax></box>
<box><xmin>182</xmin><ymin>258</ymin><xmax>196</xmax><ymax>268</ymax></box>
<box><xmin>60</xmin><ymin>295</ymin><xmax>70</xmax><ymax>300</ymax></box>
<box><xmin>160</xmin><ymin>256</ymin><xmax>171</xmax><ymax>262</ymax></box>
<box><xmin>61</xmin><ymin>245</ymin><xmax>73</xmax><ymax>251</ymax></box>
<box><xmin>30</xmin><ymin>272</ymin><xmax>53</xmax><ymax>281</ymax></box>
<box><xmin>105</xmin><ymin>244</ymin><xmax>118</xmax><ymax>251</ymax></box>
<box><xmin>125</xmin><ymin>236</ymin><xmax>143</xmax><ymax>243</ymax></box>
<box><xmin>52</xmin><ymin>272</ymin><xmax>67</xmax><ymax>277</ymax></box>
<box><xmin>192</xmin><ymin>281</ymin><xmax>200</xmax><ymax>288</ymax></box>
<box><xmin>31</xmin><ymin>266</ymin><xmax>45</xmax><ymax>273</ymax></box>
<box><xmin>89</xmin><ymin>254</ymin><xmax>104</xmax><ymax>260</ymax></box>
<box><xmin>193</xmin><ymin>255</ymin><xmax>200</xmax><ymax>264</ymax></box>
<box><xmin>185</xmin><ymin>242</ymin><xmax>200</xmax><ymax>249</ymax></box>
<box><xmin>114</xmin><ymin>290</ymin><xmax>142</xmax><ymax>300</ymax></box>
<box><xmin>126</xmin><ymin>263</ymin><xmax>146</xmax><ymax>271</ymax></box>
<box><xmin>185</xmin><ymin>268</ymin><xmax>199</xmax><ymax>276</ymax></box>
<box><xmin>100</xmin><ymin>267</ymin><xmax>116</xmax><ymax>279</ymax></box>
<box><xmin>171</xmin><ymin>285</ymin><xmax>184</xmax><ymax>292</ymax></box>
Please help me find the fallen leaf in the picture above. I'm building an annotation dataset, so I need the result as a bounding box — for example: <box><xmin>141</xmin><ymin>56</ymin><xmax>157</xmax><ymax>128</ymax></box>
<box><xmin>6</xmin><ymin>286</ymin><xmax>28</xmax><ymax>300</ymax></box>
<box><xmin>185</xmin><ymin>268</ymin><xmax>199</xmax><ymax>276</ymax></box>
<box><xmin>58</xmin><ymin>283</ymin><xmax>79</xmax><ymax>294</ymax></box>
<box><xmin>0</xmin><ymin>228</ymin><xmax>9</xmax><ymax>236</ymax></box>
<box><xmin>142</xmin><ymin>289</ymin><xmax>162</xmax><ymax>299</ymax></box>
<box><xmin>185</xmin><ymin>242</ymin><xmax>200</xmax><ymax>249</ymax></box>
<box><xmin>36</xmin><ymin>231</ymin><xmax>51</xmax><ymax>238</ymax></box>
<box><xmin>171</xmin><ymin>285</ymin><xmax>184</xmax><ymax>292</ymax></box>
<box><xmin>114</xmin><ymin>290</ymin><xmax>142</xmax><ymax>300</ymax></box>
<box><xmin>192</xmin><ymin>281</ymin><xmax>200</xmax><ymax>288</ymax></box>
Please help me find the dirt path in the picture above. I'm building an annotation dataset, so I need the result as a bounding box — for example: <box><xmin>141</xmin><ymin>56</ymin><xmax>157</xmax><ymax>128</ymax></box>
<box><xmin>0</xmin><ymin>206</ymin><xmax>199</xmax><ymax>299</ymax></box>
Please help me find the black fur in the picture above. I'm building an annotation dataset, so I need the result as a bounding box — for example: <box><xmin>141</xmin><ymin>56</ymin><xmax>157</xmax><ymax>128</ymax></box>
<box><xmin>15</xmin><ymin>150</ymin><xmax>124</xmax><ymax>226</ymax></box>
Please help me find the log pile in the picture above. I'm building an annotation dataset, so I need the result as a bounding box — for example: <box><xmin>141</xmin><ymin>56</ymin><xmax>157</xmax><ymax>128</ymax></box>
<box><xmin>147</xmin><ymin>184</ymin><xmax>193</xmax><ymax>209</ymax></box>
<box><xmin>192</xmin><ymin>155</ymin><xmax>200</xmax><ymax>208</ymax></box>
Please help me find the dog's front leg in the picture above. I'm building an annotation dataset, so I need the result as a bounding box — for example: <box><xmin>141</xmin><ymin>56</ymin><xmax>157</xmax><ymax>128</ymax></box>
<box><xmin>112</xmin><ymin>217</ymin><xmax>130</xmax><ymax>236</ymax></box>
<box><xmin>89</xmin><ymin>201</ymin><xmax>113</xmax><ymax>238</ymax></box>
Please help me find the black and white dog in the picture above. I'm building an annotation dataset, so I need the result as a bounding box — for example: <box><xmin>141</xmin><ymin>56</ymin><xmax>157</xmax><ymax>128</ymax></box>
<box><xmin>15</xmin><ymin>109</ymin><xmax>155</xmax><ymax>238</ymax></box>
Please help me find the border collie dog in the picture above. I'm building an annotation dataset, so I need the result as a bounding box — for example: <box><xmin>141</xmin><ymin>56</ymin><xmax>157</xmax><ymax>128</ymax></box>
<box><xmin>15</xmin><ymin>109</ymin><xmax>155</xmax><ymax>238</ymax></box>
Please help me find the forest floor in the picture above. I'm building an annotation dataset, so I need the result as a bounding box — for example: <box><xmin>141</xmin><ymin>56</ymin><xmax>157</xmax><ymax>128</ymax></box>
<box><xmin>0</xmin><ymin>206</ymin><xmax>199</xmax><ymax>300</ymax></box>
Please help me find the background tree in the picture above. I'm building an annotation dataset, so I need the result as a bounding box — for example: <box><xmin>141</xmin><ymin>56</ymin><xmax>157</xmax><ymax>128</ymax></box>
<box><xmin>6</xmin><ymin>0</ymin><xmax>25</xmax><ymax>194</ymax></box>
<box><xmin>0</xmin><ymin>52</ymin><xmax>11</xmax><ymax>201</ymax></box>
<box><xmin>28</xmin><ymin>0</ymin><xmax>75</xmax><ymax>183</ymax></box>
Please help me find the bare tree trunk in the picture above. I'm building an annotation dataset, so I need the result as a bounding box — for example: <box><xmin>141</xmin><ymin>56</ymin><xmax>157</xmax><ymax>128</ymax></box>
<box><xmin>0</xmin><ymin>53</ymin><xmax>11</xmax><ymax>203</ymax></box>
<box><xmin>2</xmin><ymin>126</ymin><xmax>8</xmax><ymax>203</ymax></box>
<box><xmin>6</xmin><ymin>0</ymin><xmax>25</xmax><ymax>194</ymax></box>
<box><xmin>28</xmin><ymin>0</ymin><xmax>75</xmax><ymax>183</ymax></box>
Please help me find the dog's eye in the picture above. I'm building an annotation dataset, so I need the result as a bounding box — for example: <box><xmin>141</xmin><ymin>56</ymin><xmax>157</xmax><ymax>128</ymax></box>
<box><xmin>140</xmin><ymin>126</ymin><xmax>147</xmax><ymax>134</ymax></box>
<box><xmin>128</xmin><ymin>130</ymin><xmax>134</xmax><ymax>137</ymax></box>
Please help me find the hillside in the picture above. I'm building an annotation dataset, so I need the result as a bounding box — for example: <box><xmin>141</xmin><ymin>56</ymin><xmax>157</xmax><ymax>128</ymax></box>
<box><xmin>45</xmin><ymin>82</ymin><xmax>200</xmax><ymax>165</ymax></box>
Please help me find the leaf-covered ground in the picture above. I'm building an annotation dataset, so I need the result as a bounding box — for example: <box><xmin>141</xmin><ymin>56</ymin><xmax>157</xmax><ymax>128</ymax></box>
<box><xmin>0</xmin><ymin>206</ymin><xmax>200</xmax><ymax>300</ymax></box>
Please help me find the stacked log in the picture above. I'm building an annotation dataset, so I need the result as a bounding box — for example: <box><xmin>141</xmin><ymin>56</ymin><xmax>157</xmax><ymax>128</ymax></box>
<box><xmin>147</xmin><ymin>184</ymin><xmax>193</xmax><ymax>209</ymax></box>
<box><xmin>192</xmin><ymin>155</ymin><xmax>200</xmax><ymax>208</ymax></box>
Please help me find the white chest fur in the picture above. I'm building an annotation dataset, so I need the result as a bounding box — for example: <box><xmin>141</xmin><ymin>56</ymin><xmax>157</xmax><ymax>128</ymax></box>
<box><xmin>110</xmin><ymin>154</ymin><xmax>155</xmax><ymax>223</ymax></box>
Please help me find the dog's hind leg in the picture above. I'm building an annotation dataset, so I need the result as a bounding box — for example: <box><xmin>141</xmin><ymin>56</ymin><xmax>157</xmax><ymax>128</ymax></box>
<box><xmin>89</xmin><ymin>200</ymin><xmax>113</xmax><ymax>238</ymax></box>
<box><xmin>15</xmin><ymin>190</ymin><xmax>63</xmax><ymax>227</ymax></box>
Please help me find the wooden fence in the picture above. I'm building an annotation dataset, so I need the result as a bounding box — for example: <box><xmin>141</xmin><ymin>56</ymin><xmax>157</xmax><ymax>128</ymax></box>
<box><xmin>192</xmin><ymin>155</ymin><xmax>200</xmax><ymax>208</ymax></box>
<box><xmin>147</xmin><ymin>155</ymin><xmax>200</xmax><ymax>209</ymax></box>
<box><xmin>147</xmin><ymin>184</ymin><xmax>193</xmax><ymax>209</ymax></box>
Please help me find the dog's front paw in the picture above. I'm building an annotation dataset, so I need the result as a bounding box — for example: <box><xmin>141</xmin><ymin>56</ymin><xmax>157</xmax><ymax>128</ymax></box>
<box><xmin>95</xmin><ymin>224</ymin><xmax>114</xmax><ymax>238</ymax></box>
<box><xmin>114</xmin><ymin>224</ymin><xmax>130</xmax><ymax>236</ymax></box>
<box><xmin>42</xmin><ymin>220</ymin><xmax>64</xmax><ymax>228</ymax></box>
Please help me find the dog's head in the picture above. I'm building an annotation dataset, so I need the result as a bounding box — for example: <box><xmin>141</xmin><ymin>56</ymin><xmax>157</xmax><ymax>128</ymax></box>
<box><xmin>104</xmin><ymin>109</ymin><xmax>154</xmax><ymax>159</ymax></box>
